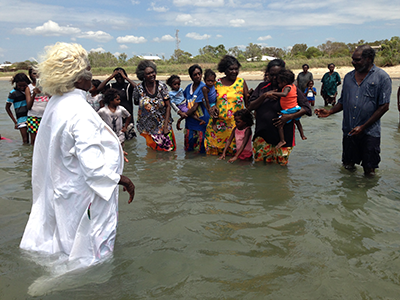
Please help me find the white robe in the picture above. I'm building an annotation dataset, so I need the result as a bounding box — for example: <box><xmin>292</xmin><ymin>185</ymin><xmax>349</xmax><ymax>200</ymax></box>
<box><xmin>20</xmin><ymin>89</ymin><xmax>124</xmax><ymax>267</ymax></box>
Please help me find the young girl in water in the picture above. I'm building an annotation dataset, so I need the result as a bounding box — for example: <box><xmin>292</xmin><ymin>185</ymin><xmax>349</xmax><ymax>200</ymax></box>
<box><xmin>27</xmin><ymin>68</ymin><xmax>49</xmax><ymax>145</ymax></box>
<box><xmin>266</xmin><ymin>69</ymin><xmax>306</xmax><ymax>148</ymax></box>
<box><xmin>97</xmin><ymin>88</ymin><xmax>131</xmax><ymax>146</ymax></box>
<box><xmin>304</xmin><ymin>80</ymin><xmax>317</xmax><ymax>107</ymax></box>
<box><xmin>167</xmin><ymin>75</ymin><xmax>204</xmax><ymax>130</ymax></box>
<box><xmin>202</xmin><ymin>69</ymin><xmax>219</xmax><ymax>132</ymax></box>
<box><xmin>219</xmin><ymin>109</ymin><xmax>253</xmax><ymax>163</ymax></box>
<box><xmin>5</xmin><ymin>73</ymin><xmax>31</xmax><ymax>144</ymax></box>
<box><xmin>86</xmin><ymin>79</ymin><xmax>104</xmax><ymax>112</ymax></box>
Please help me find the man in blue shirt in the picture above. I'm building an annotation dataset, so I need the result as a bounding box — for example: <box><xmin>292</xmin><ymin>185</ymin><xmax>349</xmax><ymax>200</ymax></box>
<box><xmin>315</xmin><ymin>45</ymin><xmax>391</xmax><ymax>176</ymax></box>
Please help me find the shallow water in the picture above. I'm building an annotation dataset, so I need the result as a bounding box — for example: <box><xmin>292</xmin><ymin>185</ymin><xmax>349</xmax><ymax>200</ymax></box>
<box><xmin>1</xmin><ymin>79</ymin><xmax>400</xmax><ymax>299</ymax></box>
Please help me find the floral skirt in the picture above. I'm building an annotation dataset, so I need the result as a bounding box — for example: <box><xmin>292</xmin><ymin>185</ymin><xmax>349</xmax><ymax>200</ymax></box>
<box><xmin>184</xmin><ymin>129</ymin><xmax>205</xmax><ymax>153</ymax></box>
<box><xmin>141</xmin><ymin>130</ymin><xmax>176</xmax><ymax>152</ymax></box>
<box><xmin>204</xmin><ymin>118</ymin><xmax>235</xmax><ymax>156</ymax></box>
<box><xmin>253</xmin><ymin>136</ymin><xmax>293</xmax><ymax>166</ymax></box>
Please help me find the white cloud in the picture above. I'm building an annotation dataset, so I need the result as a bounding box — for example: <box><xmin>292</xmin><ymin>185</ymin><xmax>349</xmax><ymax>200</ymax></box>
<box><xmin>116</xmin><ymin>35</ymin><xmax>147</xmax><ymax>44</ymax></box>
<box><xmin>186</xmin><ymin>32</ymin><xmax>211</xmax><ymax>40</ymax></box>
<box><xmin>257</xmin><ymin>35</ymin><xmax>272</xmax><ymax>41</ymax></box>
<box><xmin>175</xmin><ymin>14</ymin><xmax>200</xmax><ymax>25</ymax></box>
<box><xmin>229</xmin><ymin>19</ymin><xmax>245</xmax><ymax>27</ymax></box>
<box><xmin>173</xmin><ymin>0</ymin><xmax>224</xmax><ymax>7</ymax></box>
<box><xmin>176</xmin><ymin>14</ymin><xmax>192</xmax><ymax>22</ymax></box>
<box><xmin>90</xmin><ymin>47</ymin><xmax>105</xmax><ymax>53</ymax></box>
<box><xmin>120</xmin><ymin>44</ymin><xmax>128</xmax><ymax>49</ymax></box>
<box><xmin>153</xmin><ymin>35</ymin><xmax>175</xmax><ymax>42</ymax></box>
<box><xmin>0</xmin><ymin>47</ymin><xmax>5</xmax><ymax>57</ymax></box>
<box><xmin>131</xmin><ymin>0</ymin><xmax>140</xmax><ymax>4</ymax></box>
<box><xmin>148</xmin><ymin>2</ymin><xmax>169</xmax><ymax>12</ymax></box>
<box><xmin>13</xmin><ymin>20</ymin><xmax>80</xmax><ymax>36</ymax></box>
<box><xmin>77</xmin><ymin>31</ymin><xmax>113</xmax><ymax>42</ymax></box>
<box><xmin>114</xmin><ymin>52</ymin><xmax>121</xmax><ymax>57</ymax></box>
<box><xmin>216</xmin><ymin>34</ymin><xmax>223</xmax><ymax>38</ymax></box>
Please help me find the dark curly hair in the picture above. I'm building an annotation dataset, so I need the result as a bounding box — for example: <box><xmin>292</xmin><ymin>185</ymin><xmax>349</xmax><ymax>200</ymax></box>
<box><xmin>114</xmin><ymin>67</ymin><xmax>127</xmax><ymax>77</ymax></box>
<box><xmin>217</xmin><ymin>55</ymin><xmax>241</xmax><ymax>73</ymax></box>
<box><xmin>277</xmin><ymin>69</ymin><xmax>295</xmax><ymax>85</ymax></box>
<box><xmin>166</xmin><ymin>74</ymin><xmax>180</xmax><ymax>87</ymax></box>
<box><xmin>266</xmin><ymin>59</ymin><xmax>285</xmax><ymax>73</ymax></box>
<box><xmin>188</xmin><ymin>64</ymin><xmax>202</xmax><ymax>79</ymax></box>
<box><xmin>327</xmin><ymin>63</ymin><xmax>335</xmax><ymax>68</ymax></box>
<box><xmin>11</xmin><ymin>73</ymin><xmax>31</xmax><ymax>86</ymax></box>
<box><xmin>357</xmin><ymin>44</ymin><xmax>376</xmax><ymax>63</ymax></box>
<box><xmin>204</xmin><ymin>69</ymin><xmax>216</xmax><ymax>81</ymax></box>
<box><xmin>136</xmin><ymin>60</ymin><xmax>157</xmax><ymax>81</ymax></box>
<box><xmin>302</xmin><ymin>63</ymin><xmax>309</xmax><ymax>69</ymax></box>
<box><xmin>103</xmin><ymin>88</ymin><xmax>120</xmax><ymax>105</ymax></box>
<box><xmin>91</xmin><ymin>79</ymin><xmax>101</xmax><ymax>88</ymax></box>
<box><xmin>234</xmin><ymin>109</ymin><xmax>254</xmax><ymax>127</ymax></box>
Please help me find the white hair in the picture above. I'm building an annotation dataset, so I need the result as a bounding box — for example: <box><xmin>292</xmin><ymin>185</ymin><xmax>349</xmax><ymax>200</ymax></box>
<box><xmin>37</xmin><ymin>42</ymin><xmax>92</xmax><ymax>96</ymax></box>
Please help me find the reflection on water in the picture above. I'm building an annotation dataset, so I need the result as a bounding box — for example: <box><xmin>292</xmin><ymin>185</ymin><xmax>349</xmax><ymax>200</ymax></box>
<box><xmin>1</xmin><ymin>80</ymin><xmax>400</xmax><ymax>299</ymax></box>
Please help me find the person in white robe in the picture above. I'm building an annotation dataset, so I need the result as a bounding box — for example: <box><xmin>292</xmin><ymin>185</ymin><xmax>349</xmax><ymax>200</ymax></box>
<box><xmin>20</xmin><ymin>42</ymin><xmax>135</xmax><ymax>268</ymax></box>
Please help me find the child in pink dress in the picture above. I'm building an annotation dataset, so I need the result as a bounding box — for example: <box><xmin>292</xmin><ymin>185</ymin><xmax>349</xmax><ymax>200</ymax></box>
<box><xmin>219</xmin><ymin>109</ymin><xmax>253</xmax><ymax>163</ymax></box>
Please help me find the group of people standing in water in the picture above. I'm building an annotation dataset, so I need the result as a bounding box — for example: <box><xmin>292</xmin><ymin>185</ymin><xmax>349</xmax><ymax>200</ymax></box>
<box><xmin>80</xmin><ymin>55</ymin><xmax>311</xmax><ymax>166</ymax></box>
<box><xmin>5</xmin><ymin>44</ymin><xmax>392</xmax><ymax>174</ymax></box>
<box><xmin>11</xmin><ymin>42</ymin><xmax>392</xmax><ymax>274</ymax></box>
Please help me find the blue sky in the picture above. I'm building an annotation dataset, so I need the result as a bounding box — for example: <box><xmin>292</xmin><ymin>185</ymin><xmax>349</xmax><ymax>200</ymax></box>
<box><xmin>1</xmin><ymin>0</ymin><xmax>400</xmax><ymax>62</ymax></box>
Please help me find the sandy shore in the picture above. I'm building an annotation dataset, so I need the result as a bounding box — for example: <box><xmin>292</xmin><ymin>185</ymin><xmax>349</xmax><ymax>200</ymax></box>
<box><xmin>2</xmin><ymin>65</ymin><xmax>400</xmax><ymax>82</ymax></box>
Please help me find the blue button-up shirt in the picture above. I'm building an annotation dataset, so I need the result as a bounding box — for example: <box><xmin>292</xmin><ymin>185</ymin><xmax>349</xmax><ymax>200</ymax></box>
<box><xmin>338</xmin><ymin>65</ymin><xmax>391</xmax><ymax>137</ymax></box>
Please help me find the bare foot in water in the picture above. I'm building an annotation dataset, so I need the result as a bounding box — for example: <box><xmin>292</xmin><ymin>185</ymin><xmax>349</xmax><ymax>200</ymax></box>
<box><xmin>276</xmin><ymin>140</ymin><xmax>286</xmax><ymax>149</ymax></box>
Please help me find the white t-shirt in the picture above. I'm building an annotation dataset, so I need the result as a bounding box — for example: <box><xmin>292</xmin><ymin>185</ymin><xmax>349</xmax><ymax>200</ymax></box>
<box><xmin>97</xmin><ymin>105</ymin><xmax>130</xmax><ymax>143</ymax></box>
<box><xmin>28</xmin><ymin>83</ymin><xmax>49</xmax><ymax>118</ymax></box>
<box><xmin>86</xmin><ymin>93</ymin><xmax>103</xmax><ymax>112</ymax></box>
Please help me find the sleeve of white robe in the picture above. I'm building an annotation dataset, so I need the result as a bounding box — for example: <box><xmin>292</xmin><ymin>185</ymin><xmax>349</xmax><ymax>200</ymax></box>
<box><xmin>70</xmin><ymin>112</ymin><xmax>121</xmax><ymax>201</ymax></box>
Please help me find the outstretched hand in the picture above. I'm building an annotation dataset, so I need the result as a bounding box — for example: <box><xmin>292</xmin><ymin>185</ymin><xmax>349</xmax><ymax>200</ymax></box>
<box><xmin>314</xmin><ymin>108</ymin><xmax>330</xmax><ymax>118</ymax></box>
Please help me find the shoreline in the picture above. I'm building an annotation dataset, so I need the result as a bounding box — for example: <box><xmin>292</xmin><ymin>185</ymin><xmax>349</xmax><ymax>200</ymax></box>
<box><xmin>1</xmin><ymin>65</ymin><xmax>400</xmax><ymax>82</ymax></box>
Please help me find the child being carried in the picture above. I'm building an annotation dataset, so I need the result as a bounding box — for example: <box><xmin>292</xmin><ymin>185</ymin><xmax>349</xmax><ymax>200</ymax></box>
<box><xmin>201</xmin><ymin>69</ymin><xmax>219</xmax><ymax>132</ymax></box>
<box><xmin>266</xmin><ymin>69</ymin><xmax>306</xmax><ymax>148</ymax></box>
<box><xmin>167</xmin><ymin>75</ymin><xmax>205</xmax><ymax>130</ymax></box>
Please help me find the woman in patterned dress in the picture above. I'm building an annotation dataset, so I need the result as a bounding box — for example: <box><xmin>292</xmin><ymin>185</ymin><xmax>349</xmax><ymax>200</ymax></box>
<box><xmin>135</xmin><ymin>60</ymin><xmax>175</xmax><ymax>151</ymax></box>
<box><xmin>205</xmin><ymin>55</ymin><xmax>249</xmax><ymax>156</ymax></box>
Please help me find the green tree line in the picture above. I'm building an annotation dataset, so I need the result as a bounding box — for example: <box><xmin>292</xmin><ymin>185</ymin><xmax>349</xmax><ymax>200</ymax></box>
<box><xmin>3</xmin><ymin>36</ymin><xmax>400</xmax><ymax>74</ymax></box>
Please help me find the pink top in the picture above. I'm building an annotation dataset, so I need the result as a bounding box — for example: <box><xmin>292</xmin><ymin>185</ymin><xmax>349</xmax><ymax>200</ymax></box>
<box><xmin>280</xmin><ymin>84</ymin><xmax>298</xmax><ymax>110</ymax></box>
<box><xmin>235</xmin><ymin>126</ymin><xmax>252</xmax><ymax>159</ymax></box>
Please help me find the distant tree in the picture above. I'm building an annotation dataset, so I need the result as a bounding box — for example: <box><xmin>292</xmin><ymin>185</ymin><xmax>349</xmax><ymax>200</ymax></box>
<box><xmin>118</xmin><ymin>53</ymin><xmax>128</xmax><ymax>66</ymax></box>
<box><xmin>318</xmin><ymin>41</ymin><xmax>349</xmax><ymax>57</ymax></box>
<box><xmin>199</xmin><ymin>44</ymin><xmax>227</xmax><ymax>58</ymax></box>
<box><xmin>170</xmin><ymin>49</ymin><xmax>192</xmax><ymax>63</ymax></box>
<box><xmin>3</xmin><ymin>61</ymin><xmax>11</xmax><ymax>64</ymax></box>
<box><xmin>126</xmin><ymin>55</ymin><xmax>141</xmax><ymax>66</ymax></box>
<box><xmin>13</xmin><ymin>61</ymin><xmax>30</xmax><ymax>70</ymax></box>
<box><xmin>262</xmin><ymin>47</ymin><xmax>285</xmax><ymax>58</ymax></box>
<box><xmin>291</xmin><ymin>44</ymin><xmax>308</xmax><ymax>57</ymax></box>
<box><xmin>379</xmin><ymin>36</ymin><xmax>400</xmax><ymax>66</ymax></box>
<box><xmin>228</xmin><ymin>46</ymin><xmax>244</xmax><ymax>57</ymax></box>
<box><xmin>305</xmin><ymin>46</ymin><xmax>322</xmax><ymax>58</ymax></box>
<box><xmin>245</xmin><ymin>43</ymin><xmax>262</xmax><ymax>60</ymax></box>
<box><xmin>88</xmin><ymin>51</ymin><xmax>118</xmax><ymax>68</ymax></box>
